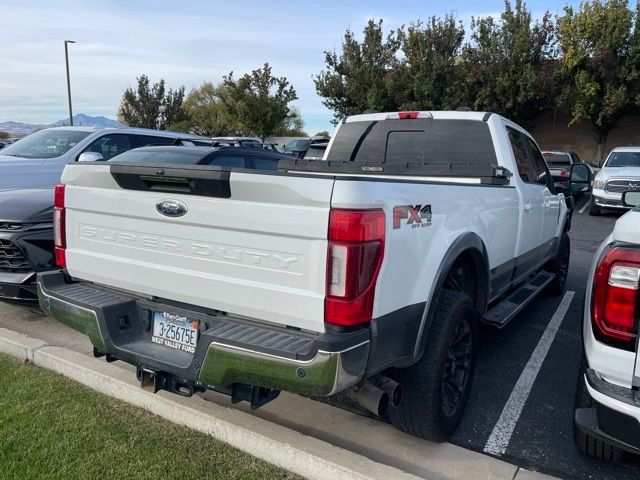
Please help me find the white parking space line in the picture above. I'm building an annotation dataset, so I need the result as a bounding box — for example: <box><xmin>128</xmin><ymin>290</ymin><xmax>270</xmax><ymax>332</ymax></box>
<box><xmin>483</xmin><ymin>291</ymin><xmax>575</xmax><ymax>457</ymax></box>
<box><xmin>578</xmin><ymin>201</ymin><xmax>590</xmax><ymax>214</ymax></box>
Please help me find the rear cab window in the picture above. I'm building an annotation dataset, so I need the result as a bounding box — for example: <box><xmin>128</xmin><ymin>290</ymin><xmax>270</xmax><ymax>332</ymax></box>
<box><xmin>543</xmin><ymin>152</ymin><xmax>571</xmax><ymax>166</ymax></box>
<box><xmin>326</xmin><ymin>119</ymin><xmax>498</xmax><ymax>167</ymax></box>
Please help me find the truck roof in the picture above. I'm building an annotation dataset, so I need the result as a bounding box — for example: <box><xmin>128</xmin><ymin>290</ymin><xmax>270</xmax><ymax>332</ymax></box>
<box><xmin>610</xmin><ymin>146</ymin><xmax>640</xmax><ymax>152</ymax></box>
<box><xmin>344</xmin><ymin>110</ymin><xmax>492</xmax><ymax>123</ymax></box>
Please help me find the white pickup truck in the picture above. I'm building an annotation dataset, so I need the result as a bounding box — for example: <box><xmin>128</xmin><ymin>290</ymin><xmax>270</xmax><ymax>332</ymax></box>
<box><xmin>37</xmin><ymin>111</ymin><xmax>590</xmax><ymax>441</ymax></box>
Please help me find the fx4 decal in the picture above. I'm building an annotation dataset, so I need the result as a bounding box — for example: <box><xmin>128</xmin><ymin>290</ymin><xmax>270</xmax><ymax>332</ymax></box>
<box><xmin>393</xmin><ymin>205</ymin><xmax>432</xmax><ymax>229</ymax></box>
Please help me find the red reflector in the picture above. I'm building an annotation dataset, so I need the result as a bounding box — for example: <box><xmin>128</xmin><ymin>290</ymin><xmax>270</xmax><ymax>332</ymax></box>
<box><xmin>325</xmin><ymin>209</ymin><xmax>385</xmax><ymax>327</ymax></box>
<box><xmin>398</xmin><ymin>111</ymin><xmax>419</xmax><ymax>120</ymax></box>
<box><xmin>54</xmin><ymin>184</ymin><xmax>65</xmax><ymax>208</ymax></box>
<box><xmin>54</xmin><ymin>247</ymin><xmax>66</xmax><ymax>268</ymax></box>
<box><xmin>560</xmin><ymin>169</ymin><xmax>567</xmax><ymax>177</ymax></box>
<box><xmin>592</xmin><ymin>246</ymin><xmax>640</xmax><ymax>349</ymax></box>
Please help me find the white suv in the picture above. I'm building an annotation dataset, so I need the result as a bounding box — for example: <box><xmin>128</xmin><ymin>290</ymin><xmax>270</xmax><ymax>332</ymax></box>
<box><xmin>575</xmin><ymin>190</ymin><xmax>640</xmax><ymax>461</ymax></box>
<box><xmin>590</xmin><ymin>147</ymin><xmax>640</xmax><ymax>215</ymax></box>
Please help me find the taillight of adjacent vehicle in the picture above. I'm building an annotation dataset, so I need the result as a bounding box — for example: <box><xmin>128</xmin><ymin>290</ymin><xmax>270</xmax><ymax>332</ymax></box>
<box><xmin>53</xmin><ymin>184</ymin><xmax>66</xmax><ymax>267</ymax></box>
<box><xmin>592</xmin><ymin>246</ymin><xmax>640</xmax><ymax>351</ymax></box>
<box><xmin>325</xmin><ymin>209</ymin><xmax>385</xmax><ymax>327</ymax></box>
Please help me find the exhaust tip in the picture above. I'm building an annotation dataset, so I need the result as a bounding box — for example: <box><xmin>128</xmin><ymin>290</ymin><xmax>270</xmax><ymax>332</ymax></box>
<box><xmin>348</xmin><ymin>383</ymin><xmax>390</xmax><ymax>418</ymax></box>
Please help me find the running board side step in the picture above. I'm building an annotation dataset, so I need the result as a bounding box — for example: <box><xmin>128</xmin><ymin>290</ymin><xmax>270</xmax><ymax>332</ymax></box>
<box><xmin>482</xmin><ymin>271</ymin><xmax>555</xmax><ymax>328</ymax></box>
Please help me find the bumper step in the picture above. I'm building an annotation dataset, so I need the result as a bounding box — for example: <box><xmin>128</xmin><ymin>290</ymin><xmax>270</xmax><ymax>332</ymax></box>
<box><xmin>38</xmin><ymin>270</ymin><xmax>370</xmax><ymax>399</ymax></box>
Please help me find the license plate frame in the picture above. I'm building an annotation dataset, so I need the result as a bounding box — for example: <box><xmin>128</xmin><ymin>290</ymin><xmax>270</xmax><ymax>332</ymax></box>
<box><xmin>151</xmin><ymin>311</ymin><xmax>199</xmax><ymax>354</ymax></box>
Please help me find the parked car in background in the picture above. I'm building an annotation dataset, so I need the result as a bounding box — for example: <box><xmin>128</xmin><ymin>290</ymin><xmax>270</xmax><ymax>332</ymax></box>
<box><xmin>261</xmin><ymin>143</ymin><xmax>283</xmax><ymax>152</ymax></box>
<box><xmin>38</xmin><ymin>110</ymin><xmax>590</xmax><ymax>442</ymax></box>
<box><xmin>302</xmin><ymin>140</ymin><xmax>329</xmax><ymax>160</ymax></box>
<box><xmin>590</xmin><ymin>147</ymin><xmax>640</xmax><ymax>215</ymax></box>
<box><xmin>0</xmin><ymin>189</ymin><xmax>56</xmax><ymax>300</ymax></box>
<box><xmin>542</xmin><ymin>150</ymin><xmax>591</xmax><ymax>195</ymax></box>
<box><xmin>210</xmin><ymin>136</ymin><xmax>262</xmax><ymax>148</ymax></box>
<box><xmin>0</xmin><ymin>126</ymin><xmax>210</xmax><ymax>190</ymax></box>
<box><xmin>574</xmin><ymin>190</ymin><xmax>640</xmax><ymax>462</ymax></box>
<box><xmin>0</xmin><ymin>127</ymin><xmax>211</xmax><ymax>302</ymax></box>
<box><xmin>108</xmin><ymin>144</ymin><xmax>290</xmax><ymax>169</ymax></box>
<box><xmin>283</xmin><ymin>137</ymin><xmax>328</xmax><ymax>158</ymax></box>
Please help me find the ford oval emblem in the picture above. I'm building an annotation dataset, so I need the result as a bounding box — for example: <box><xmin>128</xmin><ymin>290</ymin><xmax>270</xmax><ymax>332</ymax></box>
<box><xmin>156</xmin><ymin>199</ymin><xmax>188</xmax><ymax>218</ymax></box>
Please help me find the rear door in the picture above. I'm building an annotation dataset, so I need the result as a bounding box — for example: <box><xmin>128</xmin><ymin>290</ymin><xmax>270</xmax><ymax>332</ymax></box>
<box><xmin>506</xmin><ymin>127</ymin><xmax>545</xmax><ymax>278</ymax></box>
<box><xmin>61</xmin><ymin>164</ymin><xmax>334</xmax><ymax>333</ymax></box>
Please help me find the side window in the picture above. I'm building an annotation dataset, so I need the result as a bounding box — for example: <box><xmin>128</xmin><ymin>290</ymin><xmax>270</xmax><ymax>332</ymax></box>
<box><xmin>251</xmin><ymin>156</ymin><xmax>279</xmax><ymax>170</ymax></box>
<box><xmin>129</xmin><ymin>135</ymin><xmax>175</xmax><ymax>148</ymax></box>
<box><xmin>506</xmin><ymin>128</ymin><xmax>535</xmax><ymax>183</ymax></box>
<box><xmin>81</xmin><ymin>134</ymin><xmax>131</xmax><ymax>161</ymax></box>
<box><xmin>524</xmin><ymin>136</ymin><xmax>551</xmax><ymax>188</ymax></box>
<box><xmin>209</xmin><ymin>155</ymin><xmax>246</xmax><ymax>168</ymax></box>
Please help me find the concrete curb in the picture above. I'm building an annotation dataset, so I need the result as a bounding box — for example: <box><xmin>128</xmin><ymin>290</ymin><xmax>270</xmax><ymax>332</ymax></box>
<box><xmin>0</xmin><ymin>328</ymin><xmax>420</xmax><ymax>480</ymax></box>
<box><xmin>0</xmin><ymin>327</ymin><xmax>560</xmax><ymax>480</ymax></box>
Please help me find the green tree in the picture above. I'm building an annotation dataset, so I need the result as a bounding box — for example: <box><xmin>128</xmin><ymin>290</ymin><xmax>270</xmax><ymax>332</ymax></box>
<box><xmin>394</xmin><ymin>15</ymin><xmax>466</xmax><ymax>110</ymax></box>
<box><xmin>0</xmin><ymin>131</ymin><xmax>8</xmax><ymax>140</ymax></box>
<box><xmin>314</xmin><ymin>131</ymin><xmax>331</xmax><ymax>137</ymax></box>
<box><xmin>272</xmin><ymin>106</ymin><xmax>307</xmax><ymax>137</ymax></box>
<box><xmin>117</xmin><ymin>74</ymin><xmax>187</xmax><ymax>130</ymax></box>
<box><xmin>221</xmin><ymin>63</ymin><xmax>298</xmax><ymax>141</ymax></box>
<box><xmin>460</xmin><ymin>0</ymin><xmax>556</xmax><ymax>127</ymax></box>
<box><xmin>173</xmin><ymin>82</ymin><xmax>239</xmax><ymax>136</ymax></box>
<box><xmin>557</xmin><ymin>0</ymin><xmax>635</xmax><ymax>161</ymax></box>
<box><xmin>314</xmin><ymin>19</ymin><xmax>401</xmax><ymax>124</ymax></box>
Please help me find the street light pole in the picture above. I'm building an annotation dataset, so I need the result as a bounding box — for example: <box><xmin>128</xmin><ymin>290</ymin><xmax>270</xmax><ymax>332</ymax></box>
<box><xmin>64</xmin><ymin>40</ymin><xmax>76</xmax><ymax>126</ymax></box>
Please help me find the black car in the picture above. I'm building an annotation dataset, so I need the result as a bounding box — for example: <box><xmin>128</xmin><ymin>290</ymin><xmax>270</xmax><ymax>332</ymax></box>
<box><xmin>0</xmin><ymin>189</ymin><xmax>56</xmax><ymax>300</ymax></box>
<box><xmin>109</xmin><ymin>145</ymin><xmax>290</xmax><ymax>169</ymax></box>
<box><xmin>0</xmin><ymin>145</ymin><xmax>291</xmax><ymax>301</ymax></box>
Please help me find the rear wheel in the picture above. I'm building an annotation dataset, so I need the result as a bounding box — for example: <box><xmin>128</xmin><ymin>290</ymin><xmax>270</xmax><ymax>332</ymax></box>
<box><xmin>574</xmin><ymin>360</ymin><xmax>623</xmax><ymax>462</ymax></box>
<box><xmin>546</xmin><ymin>232</ymin><xmax>570</xmax><ymax>296</ymax></box>
<box><xmin>589</xmin><ymin>196</ymin><xmax>601</xmax><ymax>216</ymax></box>
<box><xmin>387</xmin><ymin>289</ymin><xmax>478</xmax><ymax>442</ymax></box>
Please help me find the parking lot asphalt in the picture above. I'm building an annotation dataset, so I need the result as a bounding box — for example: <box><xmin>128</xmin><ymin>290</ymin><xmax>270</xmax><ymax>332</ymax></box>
<box><xmin>0</xmin><ymin>194</ymin><xmax>636</xmax><ymax>480</ymax></box>
<box><xmin>449</xmin><ymin>195</ymin><xmax>640</xmax><ymax>480</ymax></box>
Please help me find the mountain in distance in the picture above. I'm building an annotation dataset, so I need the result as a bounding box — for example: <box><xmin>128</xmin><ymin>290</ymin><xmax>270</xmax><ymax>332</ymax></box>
<box><xmin>0</xmin><ymin>114</ymin><xmax>123</xmax><ymax>137</ymax></box>
<box><xmin>49</xmin><ymin>114</ymin><xmax>122</xmax><ymax>128</ymax></box>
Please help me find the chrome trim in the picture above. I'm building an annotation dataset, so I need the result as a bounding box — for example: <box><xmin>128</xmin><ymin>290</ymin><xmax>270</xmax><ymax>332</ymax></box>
<box><xmin>37</xmin><ymin>281</ymin><xmax>107</xmax><ymax>351</ymax></box>
<box><xmin>38</xmin><ymin>277</ymin><xmax>369</xmax><ymax>397</ymax></box>
<box><xmin>198</xmin><ymin>340</ymin><xmax>370</xmax><ymax>397</ymax></box>
<box><xmin>605</xmin><ymin>177</ymin><xmax>640</xmax><ymax>193</ymax></box>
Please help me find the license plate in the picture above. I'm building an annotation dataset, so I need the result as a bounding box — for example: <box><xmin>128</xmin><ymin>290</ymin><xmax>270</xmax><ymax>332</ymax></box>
<box><xmin>151</xmin><ymin>312</ymin><xmax>199</xmax><ymax>354</ymax></box>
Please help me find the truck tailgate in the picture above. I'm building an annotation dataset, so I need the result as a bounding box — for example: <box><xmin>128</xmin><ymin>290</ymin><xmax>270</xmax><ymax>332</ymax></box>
<box><xmin>61</xmin><ymin>164</ymin><xmax>333</xmax><ymax>333</ymax></box>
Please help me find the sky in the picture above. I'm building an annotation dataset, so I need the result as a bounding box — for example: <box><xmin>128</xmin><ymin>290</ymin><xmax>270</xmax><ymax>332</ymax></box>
<box><xmin>0</xmin><ymin>0</ymin><xmax>580</xmax><ymax>135</ymax></box>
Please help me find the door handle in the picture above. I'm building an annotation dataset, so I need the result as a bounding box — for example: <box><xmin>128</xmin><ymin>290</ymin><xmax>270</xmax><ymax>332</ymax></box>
<box><xmin>524</xmin><ymin>202</ymin><xmax>533</xmax><ymax>212</ymax></box>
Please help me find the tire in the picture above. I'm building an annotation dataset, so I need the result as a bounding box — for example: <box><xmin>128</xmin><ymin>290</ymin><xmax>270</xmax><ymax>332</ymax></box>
<box><xmin>589</xmin><ymin>196</ymin><xmax>601</xmax><ymax>216</ymax></box>
<box><xmin>546</xmin><ymin>232</ymin><xmax>570</xmax><ymax>296</ymax></box>
<box><xmin>574</xmin><ymin>360</ymin><xmax>623</xmax><ymax>462</ymax></box>
<box><xmin>387</xmin><ymin>289</ymin><xmax>478</xmax><ymax>442</ymax></box>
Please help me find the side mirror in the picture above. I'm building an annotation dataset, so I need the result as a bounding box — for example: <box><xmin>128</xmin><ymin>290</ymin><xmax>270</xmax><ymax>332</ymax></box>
<box><xmin>622</xmin><ymin>191</ymin><xmax>640</xmax><ymax>207</ymax></box>
<box><xmin>77</xmin><ymin>151</ymin><xmax>104</xmax><ymax>162</ymax></box>
<box><xmin>569</xmin><ymin>163</ymin><xmax>591</xmax><ymax>194</ymax></box>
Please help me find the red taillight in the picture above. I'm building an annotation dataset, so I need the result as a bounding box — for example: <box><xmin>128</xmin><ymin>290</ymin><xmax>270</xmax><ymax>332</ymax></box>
<box><xmin>53</xmin><ymin>184</ymin><xmax>66</xmax><ymax>267</ymax></box>
<box><xmin>325</xmin><ymin>209</ymin><xmax>385</xmax><ymax>327</ymax></box>
<box><xmin>560</xmin><ymin>168</ymin><xmax>567</xmax><ymax>177</ymax></box>
<box><xmin>592</xmin><ymin>246</ymin><xmax>640</xmax><ymax>350</ymax></box>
